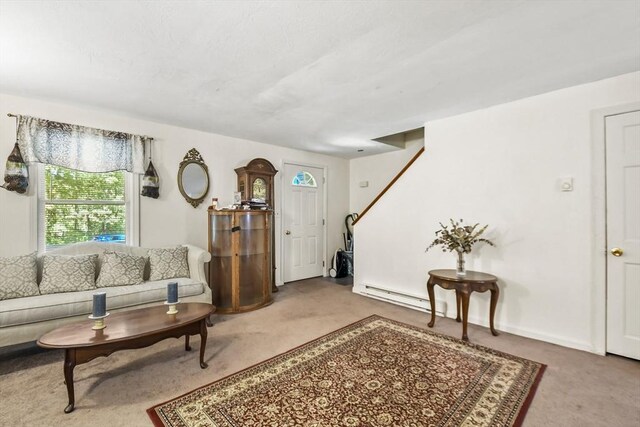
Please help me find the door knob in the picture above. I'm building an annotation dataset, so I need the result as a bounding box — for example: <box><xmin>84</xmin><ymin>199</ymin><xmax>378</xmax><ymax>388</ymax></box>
<box><xmin>610</xmin><ymin>247</ymin><xmax>624</xmax><ymax>257</ymax></box>
<box><xmin>285</xmin><ymin>230</ymin><xmax>291</xmax><ymax>235</ymax></box>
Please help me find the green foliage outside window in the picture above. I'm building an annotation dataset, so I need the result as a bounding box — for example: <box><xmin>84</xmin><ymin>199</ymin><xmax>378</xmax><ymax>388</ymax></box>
<box><xmin>44</xmin><ymin>165</ymin><xmax>126</xmax><ymax>248</ymax></box>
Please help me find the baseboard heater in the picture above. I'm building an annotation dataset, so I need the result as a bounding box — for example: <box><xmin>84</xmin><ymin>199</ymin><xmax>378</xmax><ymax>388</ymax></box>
<box><xmin>362</xmin><ymin>284</ymin><xmax>447</xmax><ymax>317</ymax></box>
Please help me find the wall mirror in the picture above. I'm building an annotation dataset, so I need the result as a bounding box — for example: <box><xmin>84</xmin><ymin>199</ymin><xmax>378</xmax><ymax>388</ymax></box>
<box><xmin>177</xmin><ymin>148</ymin><xmax>209</xmax><ymax>208</ymax></box>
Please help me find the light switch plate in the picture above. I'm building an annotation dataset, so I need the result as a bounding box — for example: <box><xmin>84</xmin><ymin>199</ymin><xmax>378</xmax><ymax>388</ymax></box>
<box><xmin>359</xmin><ymin>181</ymin><xmax>369</xmax><ymax>188</ymax></box>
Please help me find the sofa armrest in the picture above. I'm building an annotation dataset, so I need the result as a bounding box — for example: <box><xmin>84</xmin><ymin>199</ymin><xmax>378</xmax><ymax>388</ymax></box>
<box><xmin>183</xmin><ymin>244</ymin><xmax>211</xmax><ymax>284</ymax></box>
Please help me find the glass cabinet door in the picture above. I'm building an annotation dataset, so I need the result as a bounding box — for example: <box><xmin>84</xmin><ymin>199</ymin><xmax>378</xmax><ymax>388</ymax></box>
<box><xmin>238</xmin><ymin>213</ymin><xmax>267</xmax><ymax>307</ymax></box>
<box><xmin>209</xmin><ymin>213</ymin><xmax>233</xmax><ymax>309</ymax></box>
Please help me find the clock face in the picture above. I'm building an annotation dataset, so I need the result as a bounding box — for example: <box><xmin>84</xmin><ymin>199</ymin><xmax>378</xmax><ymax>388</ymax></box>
<box><xmin>252</xmin><ymin>177</ymin><xmax>267</xmax><ymax>202</ymax></box>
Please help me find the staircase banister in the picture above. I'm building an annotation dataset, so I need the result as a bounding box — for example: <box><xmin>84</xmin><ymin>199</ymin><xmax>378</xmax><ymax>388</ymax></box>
<box><xmin>352</xmin><ymin>146</ymin><xmax>425</xmax><ymax>226</ymax></box>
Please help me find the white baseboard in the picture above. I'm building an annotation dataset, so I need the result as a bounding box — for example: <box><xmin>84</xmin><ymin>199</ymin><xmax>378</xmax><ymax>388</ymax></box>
<box><xmin>353</xmin><ymin>283</ymin><xmax>596</xmax><ymax>354</ymax></box>
<box><xmin>463</xmin><ymin>314</ymin><xmax>595</xmax><ymax>354</ymax></box>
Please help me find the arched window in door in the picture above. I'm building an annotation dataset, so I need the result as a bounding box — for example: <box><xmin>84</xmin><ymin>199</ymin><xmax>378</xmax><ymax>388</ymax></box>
<box><xmin>291</xmin><ymin>171</ymin><xmax>317</xmax><ymax>187</ymax></box>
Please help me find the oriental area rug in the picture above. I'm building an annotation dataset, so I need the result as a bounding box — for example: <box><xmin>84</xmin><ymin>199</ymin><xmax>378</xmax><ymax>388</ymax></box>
<box><xmin>147</xmin><ymin>315</ymin><xmax>545</xmax><ymax>427</ymax></box>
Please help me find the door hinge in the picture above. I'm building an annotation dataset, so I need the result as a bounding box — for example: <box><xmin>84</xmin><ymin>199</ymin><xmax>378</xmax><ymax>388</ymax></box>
<box><xmin>323</xmin><ymin>261</ymin><xmax>325</xmax><ymax>267</ymax></box>
<box><xmin>323</xmin><ymin>176</ymin><xmax>326</xmax><ymax>184</ymax></box>
<box><xmin>322</xmin><ymin>219</ymin><xmax>325</xmax><ymax>225</ymax></box>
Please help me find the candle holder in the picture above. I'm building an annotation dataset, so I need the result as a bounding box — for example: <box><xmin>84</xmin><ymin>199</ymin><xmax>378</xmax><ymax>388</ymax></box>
<box><xmin>88</xmin><ymin>312</ymin><xmax>110</xmax><ymax>330</ymax></box>
<box><xmin>164</xmin><ymin>300</ymin><xmax>180</xmax><ymax>315</ymax></box>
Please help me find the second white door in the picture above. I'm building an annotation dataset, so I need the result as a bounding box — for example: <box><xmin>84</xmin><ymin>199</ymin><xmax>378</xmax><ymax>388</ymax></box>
<box><xmin>283</xmin><ymin>164</ymin><xmax>325</xmax><ymax>282</ymax></box>
<box><xmin>606</xmin><ymin>110</ymin><xmax>640</xmax><ymax>360</ymax></box>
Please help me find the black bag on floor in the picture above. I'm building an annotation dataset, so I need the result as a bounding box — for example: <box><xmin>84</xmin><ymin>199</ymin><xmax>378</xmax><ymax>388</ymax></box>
<box><xmin>329</xmin><ymin>250</ymin><xmax>349</xmax><ymax>278</ymax></box>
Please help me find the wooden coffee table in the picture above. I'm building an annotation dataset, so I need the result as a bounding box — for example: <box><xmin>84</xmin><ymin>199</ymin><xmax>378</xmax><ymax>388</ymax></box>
<box><xmin>37</xmin><ymin>302</ymin><xmax>215</xmax><ymax>413</ymax></box>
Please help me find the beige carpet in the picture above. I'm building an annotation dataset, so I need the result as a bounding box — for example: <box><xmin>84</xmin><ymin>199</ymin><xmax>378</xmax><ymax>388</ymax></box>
<box><xmin>148</xmin><ymin>315</ymin><xmax>544</xmax><ymax>426</ymax></box>
<box><xmin>1</xmin><ymin>278</ymin><xmax>639</xmax><ymax>427</ymax></box>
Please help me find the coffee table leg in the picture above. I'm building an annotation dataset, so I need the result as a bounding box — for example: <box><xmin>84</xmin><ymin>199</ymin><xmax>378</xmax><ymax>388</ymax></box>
<box><xmin>63</xmin><ymin>349</ymin><xmax>76</xmax><ymax>413</ymax></box>
<box><xmin>427</xmin><ymin>280</ymin><xmax>436</xmax><ymax>328</ymax></box>
<box><xmin>490</xmin><ymin>284</ymin><xmax>500</xmax><ymax>336</ymax></box>
<box><xmin>199</xmin><ymin>319</ymin><xmax>208</xmax><ymax>369</ymax></box>
<box><xmin>185</xmin><ymin>335</ymin><xmax>191</xmax><ymax>351</ymax></box>
<box><xmin>460</xmin><ymin>290</ymin><xmax>471</xmax><ymax>342</ymax></box>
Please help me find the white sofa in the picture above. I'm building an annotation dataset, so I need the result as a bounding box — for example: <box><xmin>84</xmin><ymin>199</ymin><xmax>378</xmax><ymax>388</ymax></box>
<box><xmin>0</xmin><ymin>242</ymin><xmax>212</xmax><ymax>347</ymax></box>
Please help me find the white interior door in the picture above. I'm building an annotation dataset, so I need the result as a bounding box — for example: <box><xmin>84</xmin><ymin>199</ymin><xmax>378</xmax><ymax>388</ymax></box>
<box><xmin>283</xmin><ymin>164</ymin><xmax>325</xmax><ymax>282</ymax></box>
<box><xmin>606</xmin><ymin>110</ymin><xmax>640</xmax><ymax>360</ymax></box>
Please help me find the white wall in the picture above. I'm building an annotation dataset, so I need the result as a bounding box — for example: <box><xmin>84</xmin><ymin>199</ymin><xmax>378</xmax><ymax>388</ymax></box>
<box><xmin>0</xmin><ymin>93</ymin><xmax>350</xmax><ymax>285</ymax></box>
<box><xmin>349</xmin><ymin>131</ymin><xmax>423</xmax><ymax>214</ymax></box>
<box><xmin>354</xmin><ymin>71</ymin><xmax>640</xmax><ymax>353</ymax></box>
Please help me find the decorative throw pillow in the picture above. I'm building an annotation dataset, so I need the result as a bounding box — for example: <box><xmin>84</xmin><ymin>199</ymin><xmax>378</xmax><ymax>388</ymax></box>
<box><xmin>39</xmin><ymin>254</ymin><xmax>98</xmax><ymax>295</ymax></box>
<box><xmin>96</xmin><ymin>251</ymin><xmax>147</xmax><ymax>287</ymax></box>
<box><xmin>0</xmin><ymin>253</ymin><xmax>39</xmax><ymax>300</ymax></box>
<box><xmin>148</xmin><ymin>246</ymin><xmax>189</xmax><ymax>281</ymax></box>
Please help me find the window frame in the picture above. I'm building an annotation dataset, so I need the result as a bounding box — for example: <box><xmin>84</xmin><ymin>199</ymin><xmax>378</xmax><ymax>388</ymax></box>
<box><xmin>32</xmin><ymin>163</ymin><xmax>140</xmax><ymax>252</ymax></box>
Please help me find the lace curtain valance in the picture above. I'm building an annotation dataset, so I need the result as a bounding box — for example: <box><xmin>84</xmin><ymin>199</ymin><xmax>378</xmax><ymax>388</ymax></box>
<box><xmin>16</xmin><ymin>115</ymin><xmax>147</xmax><ymax>174</ymax></box>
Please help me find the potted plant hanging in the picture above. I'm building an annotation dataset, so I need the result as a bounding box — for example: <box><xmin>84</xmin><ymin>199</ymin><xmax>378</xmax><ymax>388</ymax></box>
<box><xmin>426</xmin><ymin>219</ymin><xmax>495</xmax><ymax>276</ymax></box>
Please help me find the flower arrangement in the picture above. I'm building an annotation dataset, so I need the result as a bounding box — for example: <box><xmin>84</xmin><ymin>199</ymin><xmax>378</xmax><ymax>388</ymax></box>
<box><xmin>426</xmin><ymin>219</ymin><xmax>495</xmax><ymax>254</ymax></box>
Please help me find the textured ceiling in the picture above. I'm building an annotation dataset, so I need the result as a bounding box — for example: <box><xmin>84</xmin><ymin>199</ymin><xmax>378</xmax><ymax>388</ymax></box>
<box><xmin>0</xmin><ymin>1</ymin><xmax>639</xmax><ymax>158</ymax></box>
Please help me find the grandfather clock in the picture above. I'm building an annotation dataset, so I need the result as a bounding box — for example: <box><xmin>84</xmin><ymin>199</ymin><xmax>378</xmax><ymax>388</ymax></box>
<box><xmin>235</xmin><ymin>158</ymin><xmax>278</xmax><ymax>292</ymax></box>
<box><xmin>235</xmin><ymin>158</ymin><xmax>277</xmax><ymax>206</ymax></box>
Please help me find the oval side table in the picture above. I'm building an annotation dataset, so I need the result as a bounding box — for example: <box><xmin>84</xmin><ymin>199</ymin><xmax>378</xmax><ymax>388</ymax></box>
<box><xmin>427</xmin><ymin>269</ymin><xmax>500</xmax><ymax>342</ymax></box>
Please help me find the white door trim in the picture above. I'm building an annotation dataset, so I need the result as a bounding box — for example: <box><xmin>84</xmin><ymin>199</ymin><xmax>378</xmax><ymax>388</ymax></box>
<box><xmin>279</xmin><ymin>160</ymin><xmax>328</xmax><ymax>285</ymax></box>
<box><xmin>590</xmin><ymin>102</ymin><xmax>640</xmax><ymax>355</ymax></box>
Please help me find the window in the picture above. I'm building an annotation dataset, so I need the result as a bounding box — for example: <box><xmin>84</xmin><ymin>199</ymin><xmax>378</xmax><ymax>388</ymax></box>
<box><xmin>291</xmin><ymin>171</ymin><xmax>317</xmax><ymax>187</ymax></box>
<box><xmin>38</xmin><ymin>165</ymin><xmax>138</xmax><ymax>251</ymax></box>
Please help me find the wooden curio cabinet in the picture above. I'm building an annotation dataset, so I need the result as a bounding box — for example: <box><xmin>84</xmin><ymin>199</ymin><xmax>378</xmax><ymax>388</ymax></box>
<box><xmin>208</xmin><ymin>210</ymin><xmax>273</xmax><ymax>313</ymax></box>
<box><xmin>234</xmin><ymin>158</ymin><xmax>277</xmax><ymax>206</ymax></box>
<box><xmin>235</xmin><ymin>158</ymin><xmax>278</xmax><ymax>293</ymax></box>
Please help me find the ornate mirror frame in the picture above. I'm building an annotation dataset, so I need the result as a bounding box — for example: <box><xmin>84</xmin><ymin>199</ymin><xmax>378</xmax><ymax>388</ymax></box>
<box><xmin>177</xmin><ymin>148</ymin><xmax>210</xmax><ymax>208</ymax></box>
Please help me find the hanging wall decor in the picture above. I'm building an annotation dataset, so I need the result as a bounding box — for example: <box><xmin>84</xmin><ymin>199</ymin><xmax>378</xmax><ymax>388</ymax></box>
<box><xmin>141</xmin><ymin>160</ymin><xmax>159</xmax><ymax>199</ymax></box>
<box><xmin>141</xmin><ymin>140</ymin><xmax>159</xmax><ymax>199</ymax></box>
<box><xmin>177</xmin><ymin>148</ymin><xmax>209</xmax><ymax>208</ymax></box>
<box><xmin>1</xmin><ymin>142</ymin><xmax>29</xmax><ymax>194</ymax></box>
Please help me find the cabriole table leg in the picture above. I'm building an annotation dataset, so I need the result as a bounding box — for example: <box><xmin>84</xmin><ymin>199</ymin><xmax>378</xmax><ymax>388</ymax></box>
<box><xmin>63</xmin><ymin>349</ymin><xmax>76</xmax><ymax>413</ymax></box>
<box><xmin>460</xmin><ymin>290</ymin><xmax>471</xmax><ymax>342</ymax></box>
<box><xmin>199</xmin><ymin>319</ymin><xmax>208</xmax><ymax>369</ymax></box>
<box><xmin>427</xmin><ymin>280</ymin><xmax>437</xmax><ymax>328</ymax></box>
<box><xmin>489</xmin><ymin>285</ymin><xmax>500</xmax><ymax>336</ymax></box>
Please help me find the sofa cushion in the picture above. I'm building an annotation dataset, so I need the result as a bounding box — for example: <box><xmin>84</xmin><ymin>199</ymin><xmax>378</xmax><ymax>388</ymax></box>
<box><xmin>39</xmin><ymin>254</ymin><xmax>98</xmax><ymax>295</ymax></box>
<box><xmin>0</xmin><ymin>278</ymin><xmax>205</xmax><ymax>328</ymax></box>
<box><xmin>41</xmin><ymin>242</ymin><xmax>152</xmax><ymax>280</ymax></box>
<box><xmin>149</xmin><ymin>246</ymin><xmax>189</xmax><ymax>280</ymax></box>
<box><xmin>96</xmin><ymin>252</ymin><xmax>147</xmax><ymax>287</ymax></box>
<box><xmin>0</xmin><ymin>253</ymin><xmax>39</xmax><ymax>301</ymax></box>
